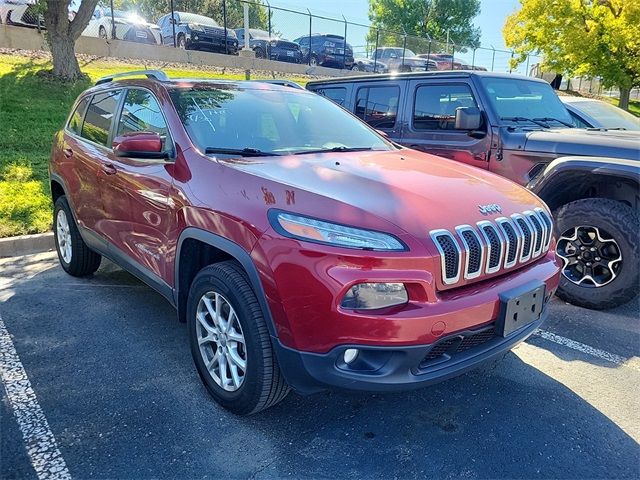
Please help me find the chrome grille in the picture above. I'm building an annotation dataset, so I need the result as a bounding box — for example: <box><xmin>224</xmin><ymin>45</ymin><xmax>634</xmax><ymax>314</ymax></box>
<box><xmin>430</xmin><ymin>209</ymin><xmax>553</xmax><ymax>287</ymax></box>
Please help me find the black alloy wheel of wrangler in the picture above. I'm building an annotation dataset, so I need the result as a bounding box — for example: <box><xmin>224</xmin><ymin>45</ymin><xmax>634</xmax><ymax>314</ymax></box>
<box><xmin>555</xmin><ymin>198</ymin><xmax>639</xmax><ymax>310</ymax></box>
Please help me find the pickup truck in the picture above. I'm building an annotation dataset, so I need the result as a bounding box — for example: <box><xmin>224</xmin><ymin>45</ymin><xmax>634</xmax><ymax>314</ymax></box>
<box><xmin>307</xmin><ymin>71</ymin><xmax>640</xmax><ymax>310</ymax></box>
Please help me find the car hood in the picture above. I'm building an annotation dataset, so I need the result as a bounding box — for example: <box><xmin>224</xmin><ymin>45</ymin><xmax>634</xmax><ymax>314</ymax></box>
<box><xmin>517</xmin><ymin>128</ymin><xmax>640</xmax><ymax>160</ymax></box>
<box><xmin>219</xmin><ymin>148</ymin><xmax>546</xmax><ymax>239</ymax></box>
<box><xmin>403</xmin><ymin>56</ymin><xmax>428</xmax><ymax>64</ymax></box>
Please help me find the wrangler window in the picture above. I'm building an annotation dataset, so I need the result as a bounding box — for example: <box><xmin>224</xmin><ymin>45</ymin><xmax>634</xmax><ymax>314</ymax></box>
<box><xmin>413</xmin><ymin>84</ymin><xmax>477</xmax><ymax>130</ymax></box>
<box><xmin>355</xmin><ymin>86</ymin><xmax>400</xmax><ymax>129</ymax></box>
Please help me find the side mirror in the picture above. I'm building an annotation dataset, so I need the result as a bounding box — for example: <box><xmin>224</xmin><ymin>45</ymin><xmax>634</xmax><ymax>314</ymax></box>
<box><xmin>112</xmin><ymin>132</ymin><xmax>166</xmax><ymax>159</ymax></box>
<box><xmin>455</xmin><ymin>106</ymin><xmax>482</xmax><ymax>130</ymax></box>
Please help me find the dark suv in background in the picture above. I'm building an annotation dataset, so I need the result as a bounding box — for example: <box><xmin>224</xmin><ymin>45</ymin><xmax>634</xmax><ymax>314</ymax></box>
<box><xmin>235</xmin><ymin>28</ymin><xmax>302</xmax><ymax>63</ymax></box>
<box><xmin>308</xmin><ymin>71</ymin><xmax>640</xmax><ymax>310</ymax></box>
<box><xmin>293</xmin><ymin>33</ymin><xmax>354</xmax><ymax>69</ymax></box>
<box><xmin>157</xmin><ymin>11</ymin><xmax>238</xmax><ymax>53</ymax></box>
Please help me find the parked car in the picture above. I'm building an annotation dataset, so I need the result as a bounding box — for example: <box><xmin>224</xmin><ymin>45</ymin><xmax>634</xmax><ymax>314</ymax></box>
<box><xmin>235</xmin><ymin>28</ymin><xmax>302</xmax><ymax>63</ymax></box>
<box><xmin>419</xmin><ymin>53</ymin><xmax>463</xmax><ymax>70</ymax></box>
<box><xmin>352</xmin><ymin>57</ymin><xmax>388</xmax><ymax>73</ymax></box>
<box><xmin>0</xmin><ymin>0</ymin><xmax>42</xmax><ymax>28</ymax></box>
<box><xmin>50</xmin><ymin>70</ymin><xmax>560</xmax><ymax>414</ymax></box>
<box><xmin>560</xmin><ymin>96</ymin><xmax>640</xmax><ymax>131</ymax></box>
<box><xmin>157</xmin><ymin>11</ymin><xmax>238</xmax><ymax>54</ymax></box>
<box><xmin>292</xmin><ymin>33</ymin><xmax>354</xmax><ymax>69</ymax></box>
<box><xmin>308</xmin><ymin>71</ymin><xmax>640</xmax><ymax>310</ymax></box>
<box><xmin>373</xmin><ymin>47</ymin><xmax>433</xmax><ymax>72</ymax></box>
<box><xmin>82</xmin><ymin>6</ymin><xmax>160</xmax><ymax>45</ymax></box>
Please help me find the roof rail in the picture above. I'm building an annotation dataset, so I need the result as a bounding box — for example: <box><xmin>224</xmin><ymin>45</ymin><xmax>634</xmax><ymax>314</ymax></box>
<box><xmin>95</xmin><ymin>70</ymin><xmax>169</xmax><ymax>86</ymax></box>
<box><xmin>254</xmin><ymin>79</ymin><xmax>304</xmax><ymax>90</ymax></box>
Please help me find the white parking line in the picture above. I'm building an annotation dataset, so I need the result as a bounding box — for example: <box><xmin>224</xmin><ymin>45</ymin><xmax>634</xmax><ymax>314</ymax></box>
<box><xmin>0</xmin><ymin>314</ymin><xmax>71</xmax><ymax>480</ymax></box>
<box><xmin>534</xmin><ymin>329</ymin><xmax>636</xmax><ymax>369</ymax></box>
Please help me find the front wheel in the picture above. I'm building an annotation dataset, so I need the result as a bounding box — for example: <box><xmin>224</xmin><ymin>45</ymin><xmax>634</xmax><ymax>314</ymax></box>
<box><xmin>187</xmin><ymin>261</ymin><xmax>289</xmax><ymax>415</ymax></box>
<box><xmin>554</xmin><ymin>198</ymin><xmax>639</xmax><ymax>310</ymax></box>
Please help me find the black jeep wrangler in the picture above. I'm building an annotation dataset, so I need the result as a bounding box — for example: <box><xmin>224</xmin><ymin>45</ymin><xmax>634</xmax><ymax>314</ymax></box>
<box><xmin>307</xmin><ymin>71</ymin><xmax>640</xmax><ymax>310</ymax></box>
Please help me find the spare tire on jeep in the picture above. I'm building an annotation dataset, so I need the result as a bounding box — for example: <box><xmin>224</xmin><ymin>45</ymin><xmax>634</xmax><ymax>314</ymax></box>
<box><xmin>554</xmin><ymin>198</ymin><xmax>639</xmax><ymax>310</ymax></box>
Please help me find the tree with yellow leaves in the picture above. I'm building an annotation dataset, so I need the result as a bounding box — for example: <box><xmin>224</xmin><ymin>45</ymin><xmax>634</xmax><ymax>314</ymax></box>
<box><xmin>504</xmin><ymin>0</ymin><xmax>639</xmax><ymax>110</ymax></box>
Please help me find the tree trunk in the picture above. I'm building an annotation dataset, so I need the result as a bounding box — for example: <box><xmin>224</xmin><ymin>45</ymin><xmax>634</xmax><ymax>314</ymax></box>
<box><xmin>43</xmin><ymin>0</ymin><xmax>99</xmax><ymax>82</ymax></box>
<box><xmin>618</xmin><ymin>86</ymin><xmax>630</xmax><ymax>111</ymax></box>
<box><xmin>48</xmin><ymin>33</ymin><xmax>82</xmax><ymax>81</ymax></box>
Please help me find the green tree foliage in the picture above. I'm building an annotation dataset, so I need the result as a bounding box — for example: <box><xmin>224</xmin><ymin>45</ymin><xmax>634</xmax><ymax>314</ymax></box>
<box><xmin>115</xmin><ymin>0</ymin><xmax>270</xmax><ymax>30</ymax></box>
<box><xmin>368</xmin><ymin>0</ymin><xmax>481</xmax><ymax>52</ymax></box>
<box><xmin>504</xmin><ymin>0</ymin><xmax>640</xmax><ymax>110</ymax></box>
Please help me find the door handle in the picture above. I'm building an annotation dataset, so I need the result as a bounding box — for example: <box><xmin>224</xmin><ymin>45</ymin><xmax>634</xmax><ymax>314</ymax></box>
<box><xmin>63</xmin><ymin>148</ymin><xmax>73</xmax><ymax>158</ymax></box>
<box><xmin>102</xmin><ymin>163</ymin><xmax>117</xmax><ymax>175</ymax></box>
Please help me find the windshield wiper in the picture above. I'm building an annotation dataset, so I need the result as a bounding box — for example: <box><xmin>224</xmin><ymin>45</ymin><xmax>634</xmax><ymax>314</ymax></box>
<box><xmin>293</xmin><ymin>146</ymin><xmax>375</xmax><ymax>155</ymax></box>
<box><xmin>500</xmin><ymin>116</ymin><xmax>550</xmax><ymax>128</ymax></box>
<box><xmin>533</xmin><ymin>117</ymin><xmax>575</xmax><ymax>128</ymax></box>
<box><xmin>204</xmin><ymin>147</ymin><xmax>281</xmax><ymax>157</ymax></box>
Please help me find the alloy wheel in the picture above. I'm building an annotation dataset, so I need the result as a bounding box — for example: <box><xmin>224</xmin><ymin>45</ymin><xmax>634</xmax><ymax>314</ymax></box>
<box><xmin>196</xmin><ymin>291</ymin><xmax>247</xmax><ymax>392</ymax></box>
<box><xmin>556</xmin><ymin>225</ymin><xmax>622</xmax><ymax>287</ymax></box>
<box><xmin>56</xmin><ymin>209</ymin><xmax>72</xmax><ymax>264</ymax></box>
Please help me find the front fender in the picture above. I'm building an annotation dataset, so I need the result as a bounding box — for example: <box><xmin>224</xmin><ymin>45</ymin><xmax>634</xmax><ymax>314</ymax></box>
<box><xmin>527</xmin><ymin>156</ymin><xmax>640</xmax><ymax>209</ymax></box>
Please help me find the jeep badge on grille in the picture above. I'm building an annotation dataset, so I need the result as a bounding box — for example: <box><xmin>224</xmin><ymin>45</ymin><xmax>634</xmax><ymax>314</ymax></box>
<box><xmin>478</xmin><ymin>204</ymin><xmax>502</xmax><ymax>215</ymax></box>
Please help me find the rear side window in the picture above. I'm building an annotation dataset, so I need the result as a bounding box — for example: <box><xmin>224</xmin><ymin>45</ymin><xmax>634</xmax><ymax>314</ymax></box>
<box><xmin>67</xmin><ymin>97</ymin><xmax>89</xmax><ymax>135</ymax></box>
<box><xmin>413</xmin><ymin>84</ymin><xmax>477</xmax><ymax>130</ymax></box>
<box><xmin>81</xmin><ymin>90</ymin><xmax>122</xmax><ymax>146</ymax></box>
<box><xmin>116</xmin><ymin>89</ymin><xmax>168</xmax><ymax>139</ymax></box>
<box><xmin>316</xmin><ymin>87</ymin><xmax>347</xmax><ymax>106</ymax></box>
<box><xmin>355</xmin><ymin>86</ymin><xmax>400</xmax><ymax>129</ymax></box>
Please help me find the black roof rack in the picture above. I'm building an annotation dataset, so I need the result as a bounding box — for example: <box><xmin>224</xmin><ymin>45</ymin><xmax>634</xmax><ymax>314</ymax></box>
<box><xmin>95</xmin><ymin>70</ymin><xmax>169</xmax><ymax>86</ymax></box>
<box><xmin>254</xmin><ymin>79</ymin><xmax>304</xmax><ymax>90</ymax></box>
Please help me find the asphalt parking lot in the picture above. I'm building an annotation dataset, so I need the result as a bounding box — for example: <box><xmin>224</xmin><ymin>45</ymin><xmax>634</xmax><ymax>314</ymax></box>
<box><xmin>1</xmin><ymin>252</ymin><xmax>639</xmax><ymax>479</ymax></box>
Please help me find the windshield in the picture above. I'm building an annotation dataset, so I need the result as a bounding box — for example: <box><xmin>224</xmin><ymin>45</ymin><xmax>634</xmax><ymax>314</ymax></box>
<box><xmin>179</xmin><ymin>13</ymin><xmax>218</xmax><ymax>26</ymax></box>
<box><xmin>169</xmin><ymin>85</ymin><xmax>392</xmax><ymax>156</ymax></box>
<box><xmin>480</xmin><ymin>77</ymin><xmax>573</xmax><ymax>127</ymax></box>
<box><xmin>570</xmin><ymin>100</ymin><xmax>640</xmax><ymax>130</ymax></box>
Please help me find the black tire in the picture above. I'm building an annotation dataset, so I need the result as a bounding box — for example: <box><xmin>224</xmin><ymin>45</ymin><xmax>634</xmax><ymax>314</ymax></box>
<box><xmin>187</xmin><ymin>261</ymin><xmax>289</xmax><ymax>415</ymax></box>
<box><xmin>398</xmin><ymin>64</ymin><xmax>412</xmax><ymax>72</ymax></box>
<box><xmin>53</xmin><ymin>196</ymin><xmax>101</xmax><ymax>277</ymax></box>
<box><xmin>177</xmin><ymin>34</ymin><xmax>186</xmax><ymax>49</ymax></box>
<box><xmin>352</xmin><ymin>64</ymin><xmax>362</xmax><ymax>71</ymax></box>
<box><xmin>310</xmin><ymin>54</ymin><xmax>318</xmax><ymax>66</ymax></box>
<box><xmin>99</xmin><ymin>25</ymin><xmax>107</xmax><ymax>39</ymax></box>
<box><xmin>554</xmin><ymin>198</ymin><xmax>639</xmax><ymax>310</ymax></box>
<box><xmin>254</xmin><ymin>46</ymin><xmax>266</xmax><ymax>58</ymax></box>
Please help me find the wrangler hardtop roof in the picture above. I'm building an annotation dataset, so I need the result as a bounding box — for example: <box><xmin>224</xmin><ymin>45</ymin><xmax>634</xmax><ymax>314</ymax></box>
<box><xmin>306</xmin><ymin>70</ymin><xmax>548</xmax><ymax>87</ymax></box>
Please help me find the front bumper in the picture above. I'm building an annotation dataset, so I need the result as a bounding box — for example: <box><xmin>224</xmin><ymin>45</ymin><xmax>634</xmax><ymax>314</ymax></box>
<box><xmin>188</xmin><ymin>34</ymin><xmax>238</xmax><ymax>53</ymax></box>
<box><xmin>274</xmin><ymin>307</ymin><xmax>546</xmax><ymax>395</ymax></box>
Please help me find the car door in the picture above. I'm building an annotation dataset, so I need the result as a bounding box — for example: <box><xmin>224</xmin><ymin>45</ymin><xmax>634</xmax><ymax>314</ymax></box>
<box><xmin>60</xmin><ymin>90</ymin><xmax>123</xmax><ymax>233</ymax></box>
<box><xmin>400</xmin><ymin>80</ymin><xmax>491</xmax><ymax>169</ymax></box>
<box><xmin>352</xmin><ymin>81</ymin><xmax>404</xmax><ymax>139</ymax></box>
<box><xmin>96</xmin><ymin>87</ymin><xmax>175</xmax><ymax>283</ymax></box>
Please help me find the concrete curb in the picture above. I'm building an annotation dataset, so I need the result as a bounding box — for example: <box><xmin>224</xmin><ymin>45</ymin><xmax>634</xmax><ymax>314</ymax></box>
<box><xmin>0</xmin><ymin>232</ymin><xmax>54</xmax><ymax>258</ymax></box>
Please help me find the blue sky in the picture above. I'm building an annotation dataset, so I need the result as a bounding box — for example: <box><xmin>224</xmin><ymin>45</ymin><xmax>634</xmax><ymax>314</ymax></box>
<box><xmin>267</xmin><ymin>0</ymin><xmax>528</xmax><ymax>72</ymax></box>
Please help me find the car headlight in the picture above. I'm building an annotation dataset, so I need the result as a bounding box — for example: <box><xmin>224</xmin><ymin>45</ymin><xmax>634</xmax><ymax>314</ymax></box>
<box><xmin>188</xmin><ymin>23</ymin><xmax>204</xmax><ymax>32</ymax></box>
<box><xmin>270</xmin><ymin>211</ymin><xmax>406</xmax><ymax>251</ymax></box>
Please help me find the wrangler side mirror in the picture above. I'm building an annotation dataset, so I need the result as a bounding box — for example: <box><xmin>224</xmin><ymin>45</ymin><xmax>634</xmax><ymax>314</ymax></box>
<box><xmin>455</xmin><ymin>106</ymin><xmax>482</xmax><ymax>130</ymax></box>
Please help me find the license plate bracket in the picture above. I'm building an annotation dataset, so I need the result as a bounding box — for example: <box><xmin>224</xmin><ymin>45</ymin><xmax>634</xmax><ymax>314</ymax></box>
<box><xmin>497</xmin><ymin>281</ymin><xmax>545</xmax><ymax>337</ymax></box>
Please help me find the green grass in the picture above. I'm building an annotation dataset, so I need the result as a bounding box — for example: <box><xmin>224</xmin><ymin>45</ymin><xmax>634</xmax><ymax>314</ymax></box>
<box><xmin>602</xmin><ymin>96</ymin><xmax>640</xmax><ymax>117</ymax></box>
<box><xmin>0</xmin><ymin>53</ymin><xmax>309</xmax><ymax>237</ymax></box>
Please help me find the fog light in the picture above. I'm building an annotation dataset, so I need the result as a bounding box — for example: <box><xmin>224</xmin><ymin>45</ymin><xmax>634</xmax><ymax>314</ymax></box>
<box><xmin>344</xmin><ymin>348</ymin><xmax>359</xmax><ymax>364</ymax></box>
<box><xmin>341</xmin><ymin>283</ymin><xmax>408</xmax><ymax>310</ymax></box>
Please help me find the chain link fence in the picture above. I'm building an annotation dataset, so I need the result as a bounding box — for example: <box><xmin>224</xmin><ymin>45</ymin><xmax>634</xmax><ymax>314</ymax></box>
<box><xmin>4</xmin><ymin>0</ymin><xmax>543</xmax><ymax>75</ymax></box>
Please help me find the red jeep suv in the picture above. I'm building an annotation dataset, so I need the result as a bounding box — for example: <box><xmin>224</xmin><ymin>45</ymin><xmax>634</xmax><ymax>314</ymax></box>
<box><xmin>50</xmin><ymin>70</ymin><xmax>560</xmax><ymax>414</ymax></box>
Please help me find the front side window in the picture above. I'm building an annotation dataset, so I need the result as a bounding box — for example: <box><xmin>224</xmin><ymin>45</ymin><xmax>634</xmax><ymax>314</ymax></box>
<box><xmin>169</xmin><ymin>85</ymin><xmax>391</xmax><ymax>155</ymax></box>
<box><xmin>317</xmin><ymin>87</ymin><xmax>347</xmax><ymax>106</ymax></box>
<box><xmin>413</xmin><ymin>84</ymin><xmax>477</xmax><ymax>130</ymax></box>
<box><xmin>67</xmin><ymin>97</ymin><xmax>89</xmax><ymax>136</ymax></box>
<box><xmin>116</xmin><ymin>89</ymin><xmax>169</xmax><ymax>144</ymax></box>
<box><xmin>81</xmin><ymin>90</ymin><xmax>122</xmax><ymax>146</ymax></box>
<box><xmin>355</xmin><ymin>86</ymin><xmax>400</xmax><ymax>129</ymax></box>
